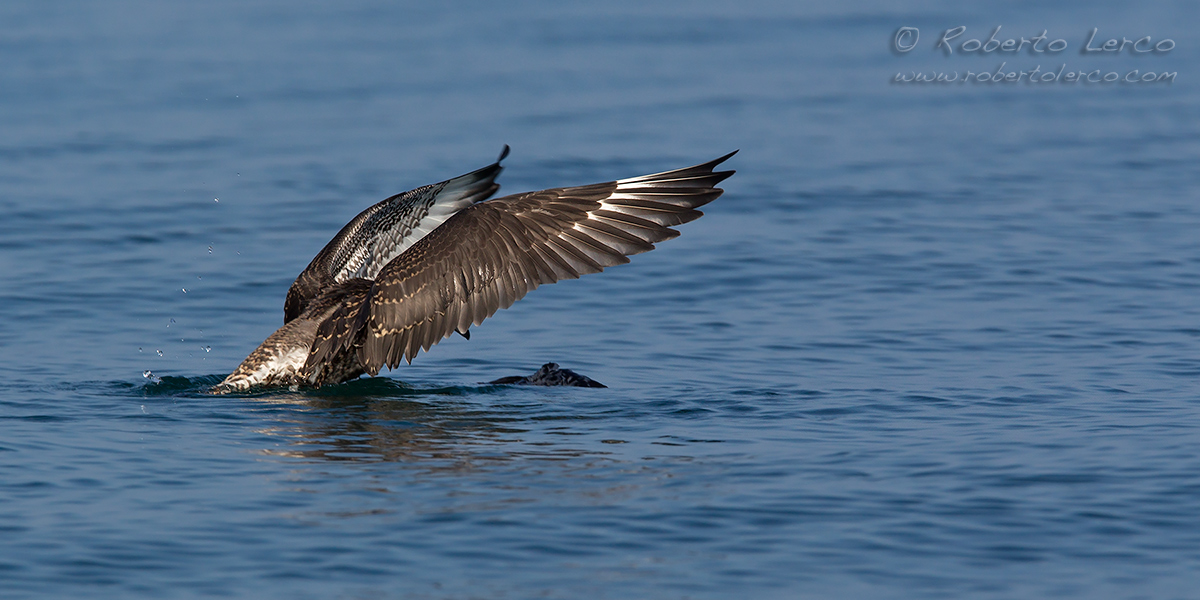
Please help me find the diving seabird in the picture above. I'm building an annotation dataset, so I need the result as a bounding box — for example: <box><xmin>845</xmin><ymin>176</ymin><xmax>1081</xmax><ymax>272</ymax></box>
<box><xmin>213</xmin><ymin>147</ymin><xmax>736</xmax><ymax>393</ymax></box>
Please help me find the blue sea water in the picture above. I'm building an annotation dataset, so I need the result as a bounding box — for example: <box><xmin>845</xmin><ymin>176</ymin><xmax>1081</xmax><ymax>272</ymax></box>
<box><xmin>2</xmin><ymin>1</ymin><xmax>1199</xmax><ymax>598</ymax></box>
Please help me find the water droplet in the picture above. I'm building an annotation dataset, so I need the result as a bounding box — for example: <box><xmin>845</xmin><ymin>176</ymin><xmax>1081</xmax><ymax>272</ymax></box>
<box><xmin>207</xmin><ymin>245</ymin><xmax>213</xmax><ymax>254</ymax></box>
<box><xmin>143</xmin><ymin>370</ymin><xmax>153</xmax><ymax>378</ymax></box>
<box><xmin>204</xmin><ymin>346</ymin><xmax>211</xmax><ymax>353</ymax></box>
<box><xmin>156</xmin><ymin>349</ymin><xmax>163</xmax><ymax>357</ymax></box>
<box><xmin>214</xmin><ymin>198</ymin><xmax>219</xmax><ymax>202</ymax></box>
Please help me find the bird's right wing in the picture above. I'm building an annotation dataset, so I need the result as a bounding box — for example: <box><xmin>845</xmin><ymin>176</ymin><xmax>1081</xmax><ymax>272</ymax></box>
<box><xmin>304</xmin><ymin>151</ymin><xmax>736</xmax><ymax>376</ymax></box>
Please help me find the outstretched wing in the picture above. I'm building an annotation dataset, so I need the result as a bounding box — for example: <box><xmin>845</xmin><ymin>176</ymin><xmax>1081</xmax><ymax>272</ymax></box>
<box><xmin>284</xmin><ymin>147</ymin><xmax>510</xmax><ymax>323</ymax></box>
<box><xmin>305</xmin><ymin>151</ymin><xmax>736</xmax><ymax>376</ymax></box>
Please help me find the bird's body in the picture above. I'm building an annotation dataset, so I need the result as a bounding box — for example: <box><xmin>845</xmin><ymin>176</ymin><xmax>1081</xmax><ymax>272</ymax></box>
<box><xmin>213</xmin><ymin>148</ymin><xmax>734</xmax><ymax>393</ymax></box>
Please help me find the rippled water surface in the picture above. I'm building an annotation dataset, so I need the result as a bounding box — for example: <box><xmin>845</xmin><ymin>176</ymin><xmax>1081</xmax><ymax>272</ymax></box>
<box><xmin>3</xmin><ymin>1</ymin><xmax>1199</xmax><ymax>598</ymax></box>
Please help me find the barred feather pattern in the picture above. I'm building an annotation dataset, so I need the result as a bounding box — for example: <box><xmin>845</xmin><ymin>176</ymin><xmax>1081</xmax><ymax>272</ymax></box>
<box><xmin>215</xmin><ymin>278</ymin><xmax>373</xmax><ymax>392</ymax></box>
<box><xmin>283</xmin><ymin>149</ymin><xmax>507</xmax><ymax>323</ymax></box>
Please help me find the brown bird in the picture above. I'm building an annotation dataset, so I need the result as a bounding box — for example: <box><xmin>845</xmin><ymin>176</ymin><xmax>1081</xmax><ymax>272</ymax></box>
<box><xmin>213</xmin><ymin>147</ymin><xmax>735</xmax><ymax>393</ymax></box>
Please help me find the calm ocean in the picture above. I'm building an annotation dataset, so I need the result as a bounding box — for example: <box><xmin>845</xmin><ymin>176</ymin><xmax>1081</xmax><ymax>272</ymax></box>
<box><xmin>1</xmin><ymin>1</ymin><xmax>1198</xmax><ymax>598</ymax></box>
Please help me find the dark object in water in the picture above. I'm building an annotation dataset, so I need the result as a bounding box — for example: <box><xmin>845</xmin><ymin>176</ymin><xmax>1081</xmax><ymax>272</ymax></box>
<box><xmin>490</xmin><ymin>363</ymin><xmax>606</xmax><ymax>388</ymax></box>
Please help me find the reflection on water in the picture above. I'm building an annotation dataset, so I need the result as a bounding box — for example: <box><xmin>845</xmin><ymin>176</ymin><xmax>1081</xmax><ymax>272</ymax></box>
<box><xmin>259</xmin><ymin>392</ymin><xmax>520</xmax><ymax>464</ymax></box>
<box><xmin>147</xmin><ymin>376</ymin><xmax>622</xmax><ymax>466</ymax></box>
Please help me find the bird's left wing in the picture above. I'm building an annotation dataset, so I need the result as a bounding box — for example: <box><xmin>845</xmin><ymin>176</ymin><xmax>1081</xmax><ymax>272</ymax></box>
<box><xmin>284</xmin><ymin>147</ymin><xmax>509</xmax><ymax>322</ymax></box>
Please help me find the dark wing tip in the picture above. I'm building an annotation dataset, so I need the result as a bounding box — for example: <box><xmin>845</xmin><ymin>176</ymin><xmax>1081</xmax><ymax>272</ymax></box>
<box><xmin>617</xmin><ymin>150</ymin><xmax>738</xmax><ymax>188</ymax></box>
<box><xmin>690</xmin><ymin>150</ymin><xmax>738</xmax><ymax>174</ymax></box>
<box><xmin>498</xmin><ymin>145</ymin><xmax>511</xmax><ymax>162</ymax></box>
<box><xmin>714</xmin><ymin>149</ymin><xmax>738</xmax><ymax>164</ymax></box>
<box><xmin>708</xmin><ymin>150</ymin><xmax>738</xmax><ymax>185</ymax></box>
